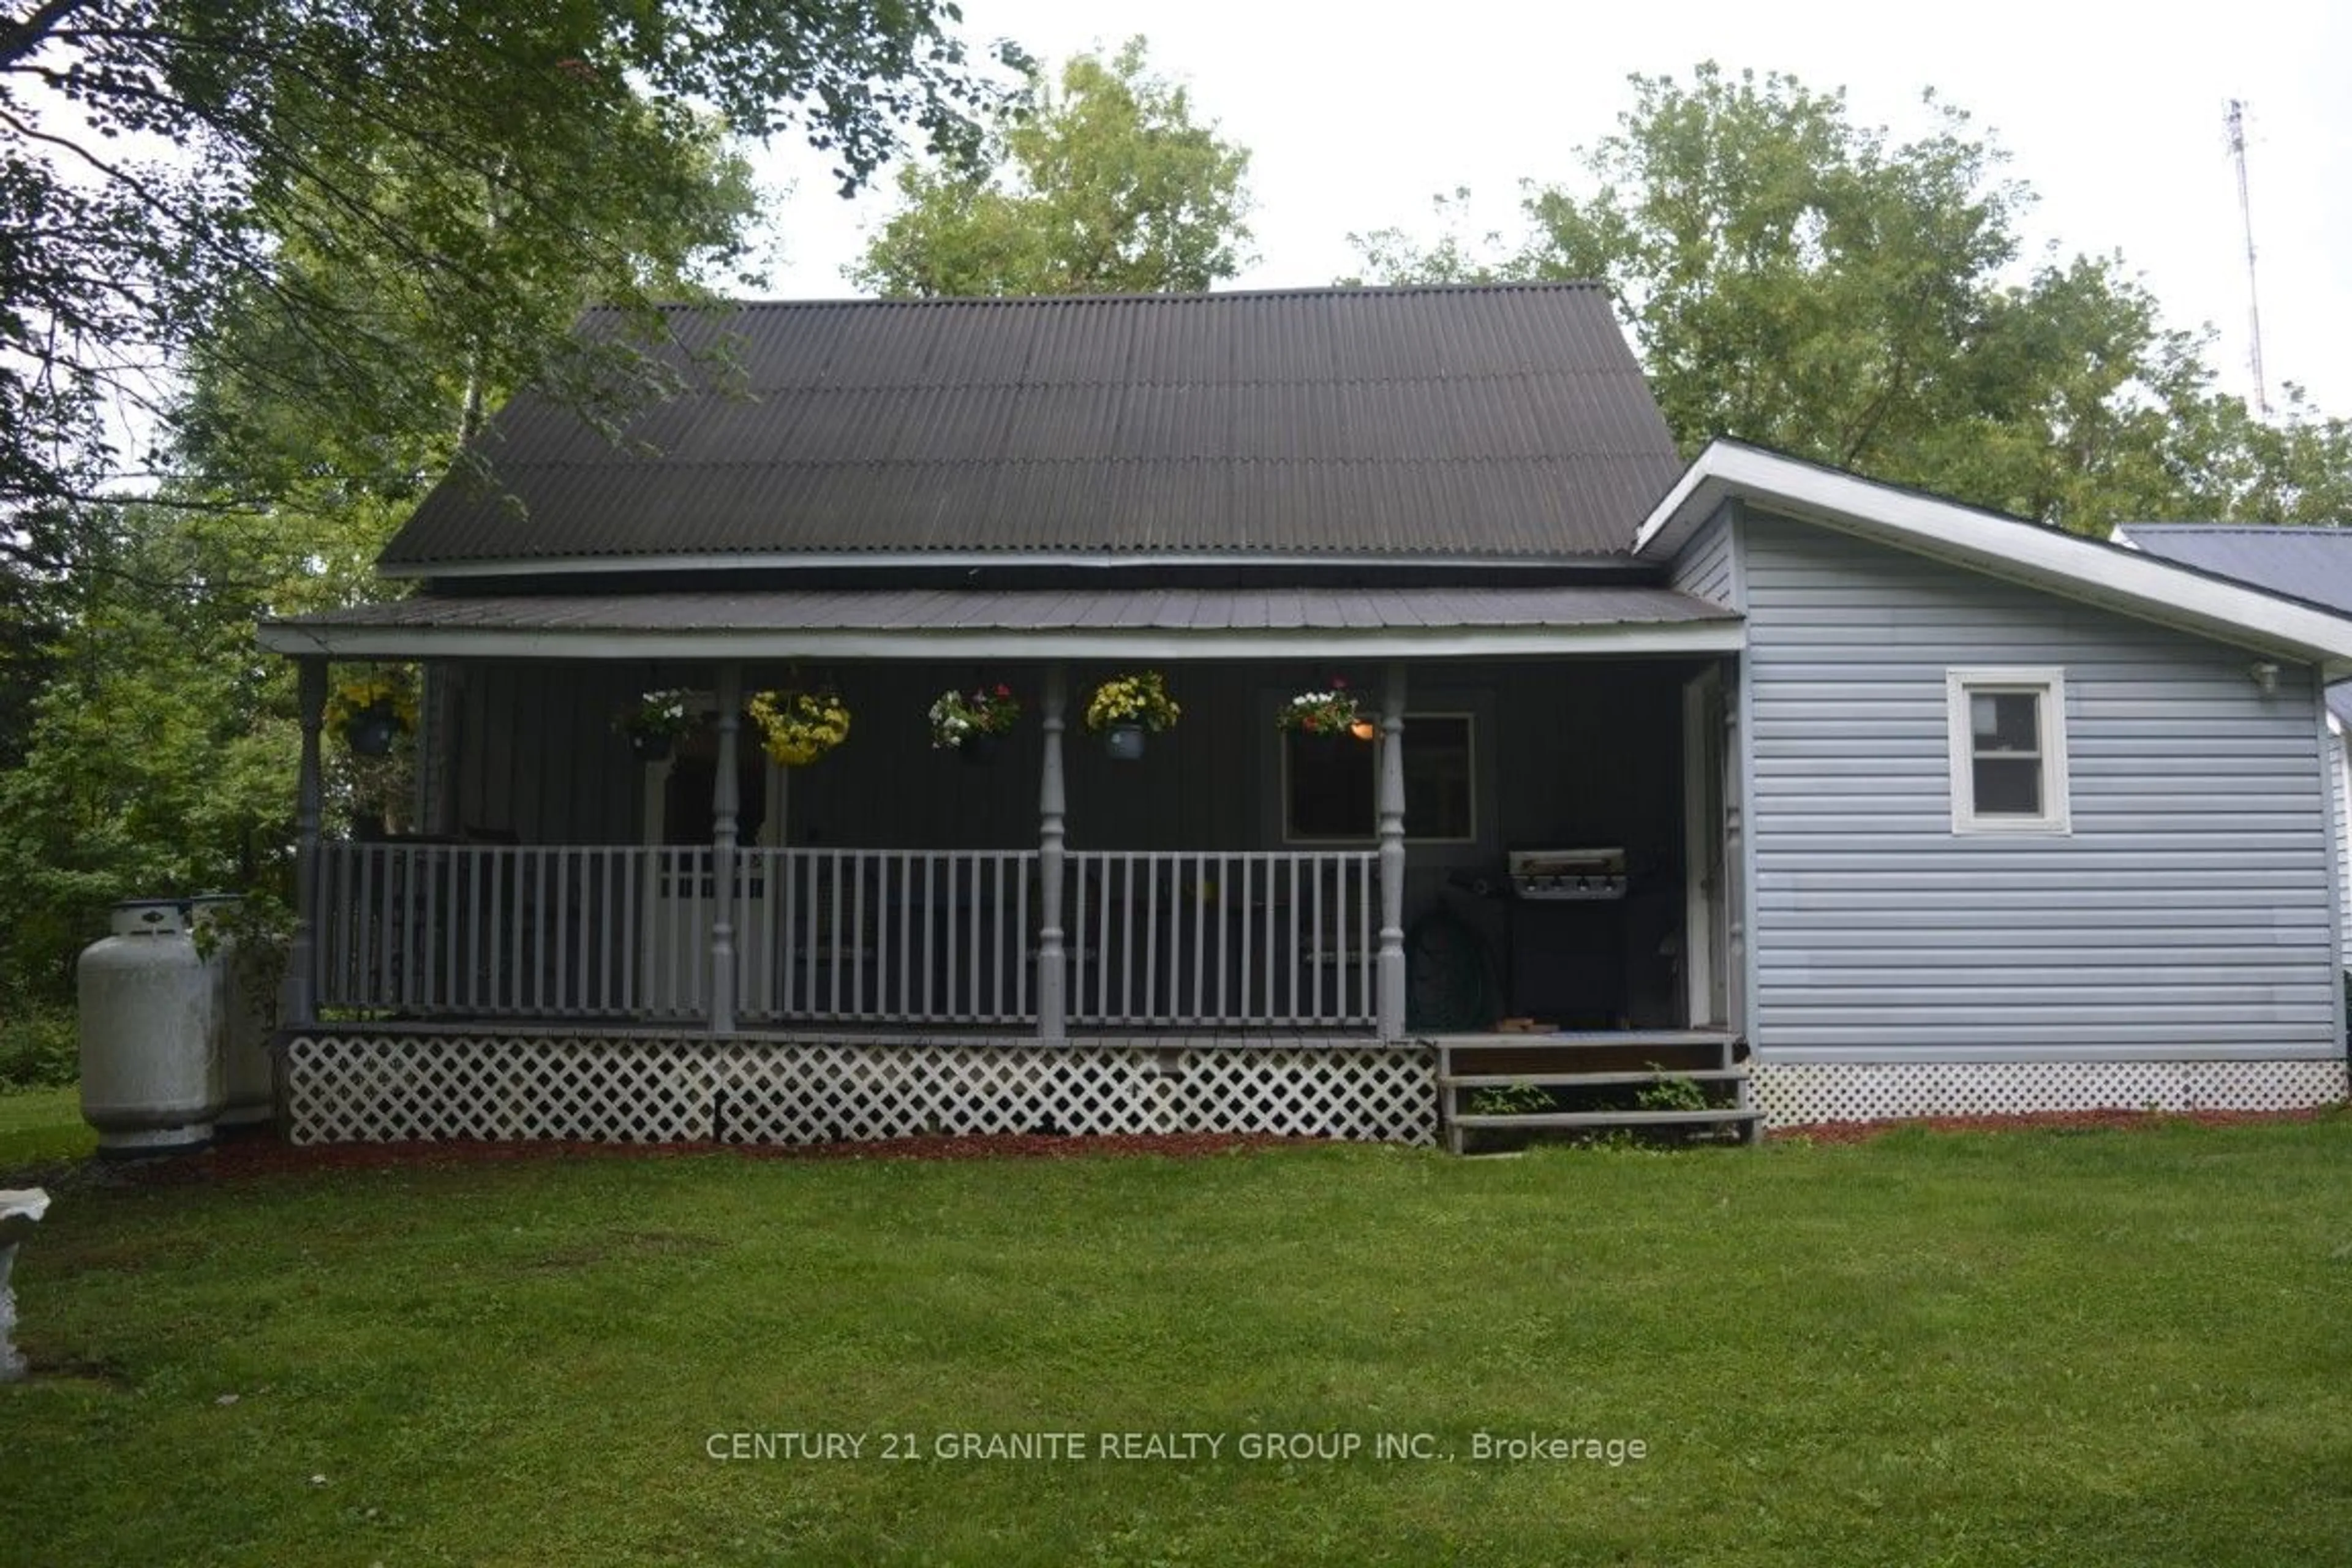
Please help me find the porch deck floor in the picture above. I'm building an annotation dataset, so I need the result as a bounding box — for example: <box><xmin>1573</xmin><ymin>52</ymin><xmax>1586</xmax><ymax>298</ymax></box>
<box><xmin>297</xmin><ymin>1017</ymin><xmax>1390</xmax><ymax>1050</ymax></box>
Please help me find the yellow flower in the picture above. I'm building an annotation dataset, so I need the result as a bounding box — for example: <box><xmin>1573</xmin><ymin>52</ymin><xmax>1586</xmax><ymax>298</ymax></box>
<box><xmin>1084</xmin><ymin>672</ymin><xmax>1180</xmax><ymax>733</ymax></box>
<box><xmin>748</xmin><ymin>690</ymin><xmax>851</xmax><ymax>766</ymax></box>
<box><xmin>324</xmin><ymin>671</ymin><xmax>418</xmax><ymax>733</ymax></box>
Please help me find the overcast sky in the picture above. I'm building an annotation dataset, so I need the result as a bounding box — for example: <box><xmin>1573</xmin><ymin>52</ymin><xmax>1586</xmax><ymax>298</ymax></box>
<box><xmin>756</xmin><ymin>0</ymin><xmax>2352</xmax><ymax>414</ymax></box>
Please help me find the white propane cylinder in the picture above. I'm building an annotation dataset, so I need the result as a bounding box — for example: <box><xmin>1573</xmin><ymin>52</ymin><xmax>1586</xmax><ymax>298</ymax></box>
<box><xmin>187</xmin><ymin>894</ymin><xmax>274</xmax><ymax>1126</ymax></box>
<box><xmin>78</xmin><ymin>900</ymin><xmax>222</xmax><ymax>1156</ymax></box>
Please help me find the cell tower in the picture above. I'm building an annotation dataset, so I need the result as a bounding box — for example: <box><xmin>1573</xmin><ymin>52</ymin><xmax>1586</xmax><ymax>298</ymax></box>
<box><xmin>2225</xmin><ymin>99</ymin><xmax>2269</xmax><ymax>415</ymax></box>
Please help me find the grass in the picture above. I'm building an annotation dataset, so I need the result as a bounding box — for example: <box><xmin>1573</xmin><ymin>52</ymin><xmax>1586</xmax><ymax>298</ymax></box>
<box><xmin>4</xmin><ymin>1111</ymin><xmax>2352</xmax><ymax>1565</ymax></box>
<box><xmin>0</xmin><ymin>1084</ymin><xmax>92</xmax><ymax>1167</ymax></box>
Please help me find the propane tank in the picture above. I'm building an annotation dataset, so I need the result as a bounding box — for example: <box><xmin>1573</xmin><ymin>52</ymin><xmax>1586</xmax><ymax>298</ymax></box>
<box><xmin>78</xmin><ymin>900</ymin><xmax>222</xmax><ymax>1156</ymax></box>
<box><xmin>187</xmin><ymin>894</ymin><xmax>274</xmax><ymax>1127</ymax></box>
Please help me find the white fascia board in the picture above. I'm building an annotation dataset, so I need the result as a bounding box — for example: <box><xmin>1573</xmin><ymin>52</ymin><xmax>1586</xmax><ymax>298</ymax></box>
<box><xmin>255</xmin><ymin>619</ymin><xmax>1747</xmax><ymax>663</ymax></box>
<box><xmin>379</xmin><ymin>548</ymin><xmax>1627</xmax><ymax>581</ymax></box>
<box><xmin>1634</xmin><ymin>442</ymin><xmax>2352</xmax><ymax>675</ymax></box>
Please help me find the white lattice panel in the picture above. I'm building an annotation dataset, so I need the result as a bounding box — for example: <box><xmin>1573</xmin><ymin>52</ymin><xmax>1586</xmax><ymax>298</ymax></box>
<box><xmin>712</xmin><ymin>1044</ymin><xmax>1170</xmax><ymax>1143</ymax></box>
<box><xmin>282</xmin><ymin>1034</ymin><xmax>1437</xmax><ymax>1147</ymax></box>
<box><xmin>284</xmin><ymin>1034</ymin><xmax>717</xmax><ymax>1144</ymax></box>
<box><xmin>1173</xmin><ymin>1047</ymin><xmax>1435</xmax><ymax>1143</ymax></box>
<box><xmin>1752</xmin><ymin>1058</ymin><xmax>2350</xmax><ymax>1129</ymax></box>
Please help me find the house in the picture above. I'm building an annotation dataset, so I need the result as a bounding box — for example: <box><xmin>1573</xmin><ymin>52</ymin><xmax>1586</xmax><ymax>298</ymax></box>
<box><xmin>255</xmin><ymin>284</ymin><xmax>2352</xmax><ymax>1147</ymax></box>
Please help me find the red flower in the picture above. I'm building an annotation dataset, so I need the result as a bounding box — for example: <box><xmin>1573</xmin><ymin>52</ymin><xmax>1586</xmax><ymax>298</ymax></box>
<box><xmin>1331</xmin><ymin>675</ymin><xmax>1349</xmax><ymax>689</ymax></box>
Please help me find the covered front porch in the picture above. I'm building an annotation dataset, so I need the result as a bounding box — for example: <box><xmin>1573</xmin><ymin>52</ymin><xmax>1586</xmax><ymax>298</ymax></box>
<box><xmin>261</xmin><ymin>583</ymin><xmax>1747</xmax><ymax>1143</ymax></box>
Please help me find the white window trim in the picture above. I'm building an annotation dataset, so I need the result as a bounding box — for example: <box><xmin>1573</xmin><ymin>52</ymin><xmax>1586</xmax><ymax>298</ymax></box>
<box><xmin>1277</xmin><ymin>709</ymin><xmax>1480</xmax><ymax>846</ymax></box>
<box><xmin>1945</xmin><ymin>667</ymin><xmax>2071</xmax><ymax>835</ymax></box>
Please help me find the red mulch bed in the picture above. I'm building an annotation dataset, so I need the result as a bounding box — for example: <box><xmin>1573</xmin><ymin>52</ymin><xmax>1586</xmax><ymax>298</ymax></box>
<box><xmin>111</xmin><ymin>1105</ymin><xmax>2344</xmax><ymax>1179</ymax></box>
<box><xmin>136</xmin><ymin>1128</ymin><xmax>1317</xmax><ymax>1181</ymax></box>
<box><xmin>1773</xmin><ymin>1105</ymin><xmax>2341</xmax><ymax>1144</ymax></box>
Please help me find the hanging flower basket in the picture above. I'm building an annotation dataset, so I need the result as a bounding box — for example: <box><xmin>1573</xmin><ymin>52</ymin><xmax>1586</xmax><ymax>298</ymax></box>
<box><xmin>615</xmin><ymin>688</ymin><xmax>697</xmax><ymax>762</ymax></box>
<box><xmin>342</xmin><ymin>710</ymin><xmax>401</xmax><ymax>756</ymax></box>
<box><xmin>748</xmin><ymin>690</ymin><xmax>851</xmax><ymax>766</ymax></box>
<box><xmin>1085</xmin><ymin>672</ymin><xmax>1178</xmax><ymax>759</ymax></box>
<box><xmin>1277</xmin><ymin>677</ymin><xmax>1370</xmax><ymax>741</ymax></box>
<box><xmin>324</xmin><ymin>671</ymin><xmax>417</xmax><ymax>755</ymax></box>
<box><xmin>928</xmin><ymin>684</ymin><xmax>1022</xmax><ymax>753</ymax></box>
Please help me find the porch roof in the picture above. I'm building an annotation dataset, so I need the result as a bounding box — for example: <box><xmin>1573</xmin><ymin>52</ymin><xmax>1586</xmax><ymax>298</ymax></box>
<box><xmin>257</xmin><ymin>583</ymin><xmax>1743</xmax><ymax>662</ymax></box>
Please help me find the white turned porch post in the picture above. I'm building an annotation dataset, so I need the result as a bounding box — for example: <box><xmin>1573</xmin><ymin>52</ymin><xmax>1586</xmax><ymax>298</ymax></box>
<box><xmin>283</xmin><ymin>657</ymin><xmax>326</xmax><ymax>1028</ymax></box>
<box><xmin>709</xmin><ymin>664</ymin><xmax>742</xmax><ymax>1033</ymax></box>
<box><xmin>1376</xmin><ymin>662</ymin><xmax>1408</xmax><ymax>1041</ymax></box>
<box><xmin>1036</xmin><ymin>664</ymin><xmax>1069</xmax><ymax>1043</ymax></box>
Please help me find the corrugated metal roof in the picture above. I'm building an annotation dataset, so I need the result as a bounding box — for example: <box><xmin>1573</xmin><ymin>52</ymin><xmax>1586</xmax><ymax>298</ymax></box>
<box><xmin>283</xmin><ymin>584</ymin><xmax>1737</xmax><ymax>635</ymax></box>
<box><xmin>2119</xmin><ymin>524</ymin><xmax>2352</xmax><ymax>616</ymax></box>
<box><xmin>383</xmin><ymin>284</ymin><xmax>1681</xmax><ymax>569</ymax></box>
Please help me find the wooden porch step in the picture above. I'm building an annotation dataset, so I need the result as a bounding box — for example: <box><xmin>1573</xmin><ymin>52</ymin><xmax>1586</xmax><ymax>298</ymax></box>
<box><xmin>1436</xmin><ymin>1030</ymin><xmax>1738</xmax><ymax>1050</ymax></box>
<box><xmin>1449</xmin><ymin>1108</ymin><xmax>1761</xmax><ymax>1130</ymax></box>
<box><xmin>1441</xmin><ymin>1068</ymin><xmax>1747</xmax><ymax>1090</ymax></box>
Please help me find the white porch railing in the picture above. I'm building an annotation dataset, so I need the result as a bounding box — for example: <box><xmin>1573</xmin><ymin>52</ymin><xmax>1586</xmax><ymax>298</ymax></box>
<box><xmin>1065</xmin><ymin>851</ymin><xmax>1378</xmax><ymax>1027</ymax></box>
<box><xmin>314</xmin><ymin>842</ymin><xmax>1376</xmax><ymax>1030</ymax></box>
<box><xmin>736</xmin><ymin>849</ymin><xmax>1036</xmax><ymax>1025</ymax></box>
<box><xmin>314</xmin><ymin>842</ymin><xmax>704</xmax><ymax>1020</ymax></box>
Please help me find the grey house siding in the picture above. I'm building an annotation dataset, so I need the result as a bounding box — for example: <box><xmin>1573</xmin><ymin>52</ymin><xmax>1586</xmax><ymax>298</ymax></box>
<box><xmin>1667</xmin><ymin>510</ymin><xmax>1739</xmax><ymax>610</ymax></box>
<box><xmin>1740</xmin><ymin>506</ymin><xmax>2338</xmax><ymax>1061</ymax></box>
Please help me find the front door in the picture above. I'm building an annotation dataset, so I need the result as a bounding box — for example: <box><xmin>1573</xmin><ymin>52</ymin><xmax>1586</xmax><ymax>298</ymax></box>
<box><xmin>638</xmin><ymin>737</ymin><xmax>776</xmax><ymax>1015</ymax></box>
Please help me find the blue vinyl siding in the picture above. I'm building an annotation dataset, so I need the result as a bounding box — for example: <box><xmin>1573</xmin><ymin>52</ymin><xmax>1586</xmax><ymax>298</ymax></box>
<box><xmin>1668</xmin><ymin>510</ymin><xmax>1738</xmax><ymax>609</ymax></box>
<box><xmin>1740</xmin><ymin>506</ymin><xmax>2338</xmax><ymax>1061</ymax></box>
<box><xmin>2331</xmin><ymin>720</ymin><xmax>2351</xmax><ymax>969</ymax></box>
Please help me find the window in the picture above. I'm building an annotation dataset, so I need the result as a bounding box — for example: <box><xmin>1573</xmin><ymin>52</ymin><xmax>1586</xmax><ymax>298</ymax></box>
<box><xmin>1945</xmin><ymin>668</ymin><xmax>2070</xmax><ymax>834</ymax></box>
<box><xmin>1281</xmin><ymin>714</ymin><xmax>1476</xmax><ymax>843</ymax></box>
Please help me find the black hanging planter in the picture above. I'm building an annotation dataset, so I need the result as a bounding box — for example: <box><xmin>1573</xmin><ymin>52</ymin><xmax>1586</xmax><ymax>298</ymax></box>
<box><xmin>1289</xmin><ymin>727</ymin><xmax>1361</xmax><ymax>755</ymax></box>
<box><xmin>628</xmin><ymin>730</ymin><xmax>674</xmax><ymax>763</ymax></box>
<box><xmin>342</xmin><ymin>712</ymin><xmax>399</xmax><ymax>756</ymax></box>
<box><xmin>1104</xmin><ymin>724</ymin><xmax>1147</xmax><ymax>761</ymax></box>
<box><xmin>957</xmin><ymin>732</ymin><xmax>1000</xmax><ymax>766</ymax></box>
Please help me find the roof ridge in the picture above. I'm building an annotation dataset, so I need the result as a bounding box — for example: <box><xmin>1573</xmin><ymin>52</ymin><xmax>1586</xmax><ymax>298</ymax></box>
<box><xmin>583</xmin><ymin>281</ymin><xmax>1613</xmax><ymax>314</ymax></box>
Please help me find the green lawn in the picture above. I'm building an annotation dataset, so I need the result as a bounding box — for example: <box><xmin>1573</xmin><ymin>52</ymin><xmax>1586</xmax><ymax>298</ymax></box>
<box><xmin>0</xmin><ymin>1084</ymin><xmax>92</xmax><ymax>1166</ymax></box>
<box><xmin>4</xmin><ymin>1112</ymin><xmax>2351</xmax><ymax>1565</ymax></box>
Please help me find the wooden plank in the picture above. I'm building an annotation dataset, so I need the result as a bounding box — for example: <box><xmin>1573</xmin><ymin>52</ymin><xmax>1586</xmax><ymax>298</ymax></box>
<box><xmin>1428</xmin><ymin>1030</ymin><xmax>1741</xmax><ymax>1050</ymax></box>
<box><xmin>1440</xmin><ymin>1069</ymin><xmax>1749</xmax><ymax>1089</ymax></box>
<box><xmin>1449</xmin><ymin>1109</ymin><xmax>1762</xmax><ymax>1129</ymax></box>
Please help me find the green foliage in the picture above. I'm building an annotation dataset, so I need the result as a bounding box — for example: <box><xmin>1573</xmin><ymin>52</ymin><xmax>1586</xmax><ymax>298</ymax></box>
<box><xmin>852</xmin><ymin>37</ymin><xmax>1253</xmax><ymax>297</ymax></box>
<box><xmin>0</xmin><ymin>498</ymin><xmax>327</xmax><ymax>999</ymax></box>
<box><xmin>0</xmin><ymin>8</ymin><xmax>876</xmax><ymax>1001</ymax></box>
<box><xmin>1465</xmin><ymin>1082</ymin><xmax>1554</xmax><ymax>1116</ymax></box>
<box><xmin>2</xmin><ymin>0</ymin><xmax>1010</xmax><ymax>531</ymax></box>
<box><xmin>0</xmin><ymin>1008</ymin><xmax>77</xmax><ymax>1091</ymax></box>
<box><xmin>1350</xmin><ymin>64</ymin><xmax>2352</xmax><ymax>535</ymax></box>
<box><xmin>1634</xmin><ymin>1067</ymin><xmax>1711</xmax><ymax>1113</ymax></box>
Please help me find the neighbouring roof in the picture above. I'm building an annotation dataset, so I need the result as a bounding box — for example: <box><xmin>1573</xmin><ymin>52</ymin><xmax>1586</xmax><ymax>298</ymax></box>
<box><xmin>2113</xmin><ymin>523</ymin><xmax>2352</xmax><ymax>616</ymax></box>
<box><xmin>379</xmin><ymin>284</ymin><xmax>1684</xmax><ymax>576</ymax></box>
<box><xmin>257</xmin><ymin>584</ymin><xmax>1743</xmax><ymax>662</ymax></box>
<box><xmin>1637</xmin><ymin>442</ymin><xmax>2352</xmax><ymax>676</ymax></box>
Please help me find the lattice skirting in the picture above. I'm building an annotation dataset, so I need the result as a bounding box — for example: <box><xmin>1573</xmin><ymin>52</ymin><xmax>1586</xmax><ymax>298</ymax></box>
<box><xmin>279</xmin><ymin>1034</ymin><xmax>1438</xmax><ymax>1147</ymax></box>
<box><xmin>1751</xmin><ymin>1058</ymin><xmax>2351</xmax><ymax>1129</ymax></box>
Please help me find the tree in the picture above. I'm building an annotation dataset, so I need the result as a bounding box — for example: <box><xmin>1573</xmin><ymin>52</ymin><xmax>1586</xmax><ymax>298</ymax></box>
<box><xmin>851</xmin><ymin>37</ymin><xmax>1251</xmax><ymax>297</ymax></box>
<box><xmin>0</xmin><ymin>24</ymin><xmax>835</xmax><ymax>1007</ymax></box>
<box><xmin>0</xmin><ymin>0</ymin><xmax>1011</xmax><ymax>552</ymax></box>
<box><xmin>1349</xmin><ymin>64</ymin><xmax>2351</xmax><ymax>534</ymax></box>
